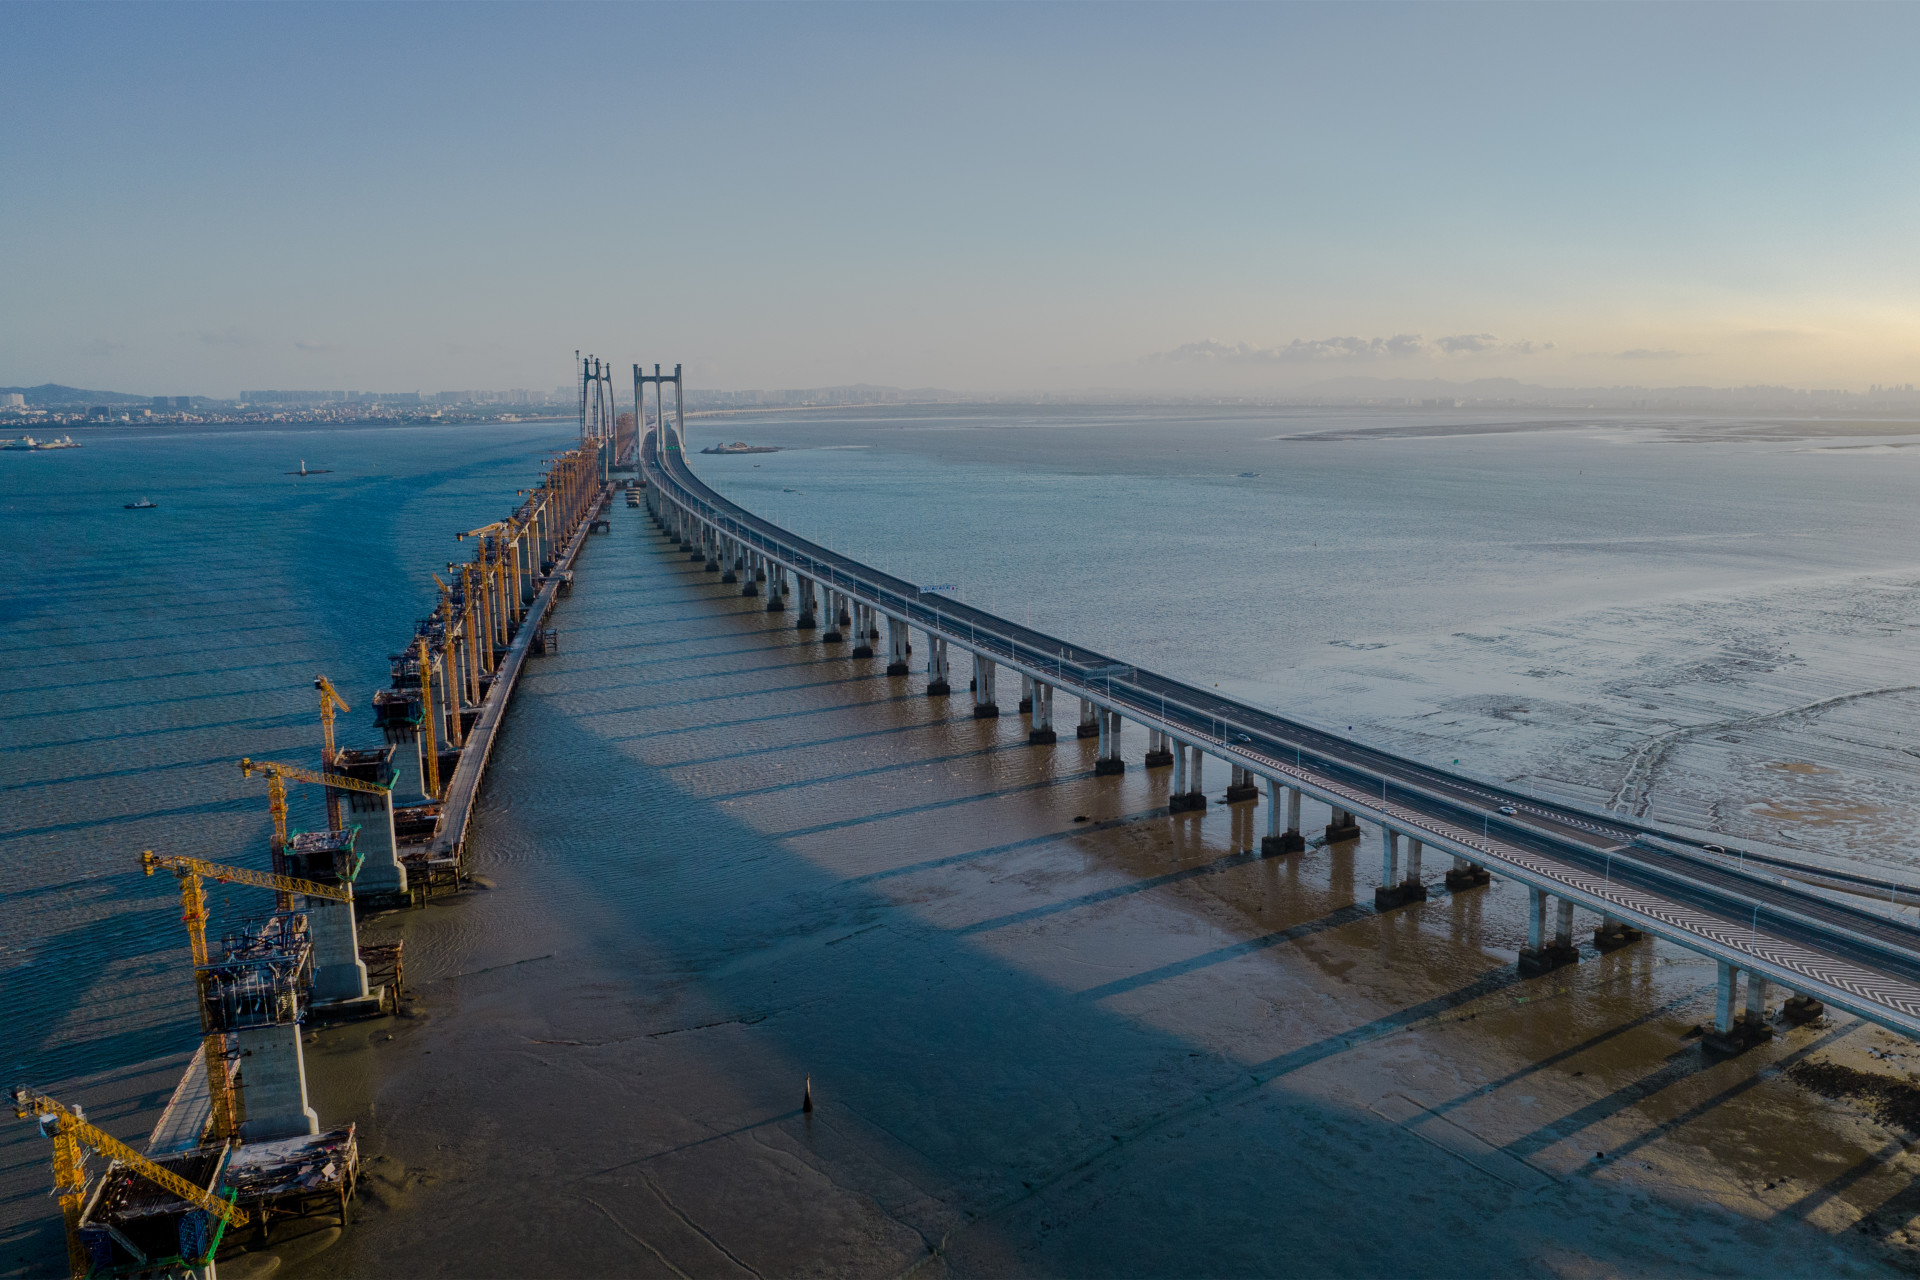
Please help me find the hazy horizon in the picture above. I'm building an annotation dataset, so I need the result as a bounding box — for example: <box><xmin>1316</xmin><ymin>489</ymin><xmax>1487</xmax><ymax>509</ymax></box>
<box><xmin>6</xmin><ymin>3</ymin><xmax>1920</xmax><ymax>396</ymax></box>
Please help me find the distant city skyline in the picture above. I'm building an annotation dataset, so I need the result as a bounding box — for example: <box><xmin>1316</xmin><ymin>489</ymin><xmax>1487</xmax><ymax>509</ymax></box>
<box><xmin>5</xmin><ymin>3</ymin><xmax>1918</xmax><ymax>395</ymax></box>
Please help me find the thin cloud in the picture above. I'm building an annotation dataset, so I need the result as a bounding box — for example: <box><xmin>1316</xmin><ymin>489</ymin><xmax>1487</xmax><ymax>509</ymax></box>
<box><xmin>1149</xmin><ymin>333</ymin><xmax>1548</xmax><ymax>364</ymax></box>
<box><xmin>1615</xmin><ymin>347</ymin><xmax>1689</xmax><ymax>360</ymax></box>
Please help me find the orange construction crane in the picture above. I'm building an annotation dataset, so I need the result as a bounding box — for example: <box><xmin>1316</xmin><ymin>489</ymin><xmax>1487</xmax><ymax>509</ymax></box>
<box><xmin>12</xmin><ymin>1085</ymin><xmax>247</xmax><ymax>1280</ymax></box>
<box><xmin>313</xmin><ymin>675</ymin><xmax>351</xmax><ymax>831</ymax></box>
<box><xmin>140</xmin><ymin>849</ymin><xmax>352</xmax><ymax>1145</ymax></box>
<box><xmin>238</xmin><ymin>758</ymin><xmax>391</xmax><ymax>908</ymax></box>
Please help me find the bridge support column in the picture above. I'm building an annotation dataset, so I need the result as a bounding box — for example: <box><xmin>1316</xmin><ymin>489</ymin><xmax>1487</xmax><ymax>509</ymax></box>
<box><xmin>885</xmin><ymin>615</ymin><xmax>909</xmax><ymax>673</ymax></box>
<box><xmin>1225</xmin><ymin>764</ymin><xmax>1258</xmax><ymax>804</ymax></box>
<box><xmin>852</xmin><ymin>603</ymin><xmax>874</xmax><ymax>656</ymax></box>
<box><xmin>1446</xmin><ymin>852</ymin><xmax>1492</xmax><ymax>892</ymax></box>
<box><xmin>1095</xmin><ymin>710</ymin><xmax>1125</xmax><ymax>775</ymax></box>
<box><xmin>972</xmin><ymin>654</ymin><xmax>999</xmax><ymax>717</ymax></box>
<box><xmin>1703</xmin><ymin>963</ymin><xmax>1776</xmax><ymax>1055</ymax></box>
<box><xmin>1374</xmin><ymin>830</ymin><xmax>1429</xmax><ymax>909</ymax></box>
<box><xmin>1144</xmin><ymin>728</ymin><xmax>1173</xmax><ymax>768</ymax></box>
<box><xmin>1593</xmin><ymin>911</ymin><xmax>1645</xmax><ymax>953</ymax></box>
<box><xmin>688</xmin><ymin>523</ymin><xmax>705</xmax><ymax>561</ymax></box>
<box><xmin>742</xmin><ymin>551</ymin><xmax>760</xmax><ymax>597</ymax></box>
<box><xmin>704</xmin><ymin>526</ymin><xmax>719</xmax><ymax>571</ymax></box>
<box><xmin>1170</xmin><ymin>745</ymin><xmax>1205</xmax><ymax>812</ymax></box>
<box><xmin>1262</xmin><ymin>779</ymin><xmax>1305</xmax><ymax>855</ymax></box>
<box><xmin>767</xmin><ymin>566</ymin><xmax>787</xmax><ymax>611</ymax></box>
<box><xmin>1326</xmin><ymin>807</ymin><xmax>1361</xmax><ymax>844</ymax></box>
<box><xmin>1019</xmin><ymin>674</ymin><xmax>1034</xmax><ymax>714</ymax></box>
<box><xmin>796</xmin><ymin>576</ymin><xmax>817</xmax><ymax>629</ymax></box>
<box><xmin>756</xmin><ymin>559</ymin><xmax>768</xmax><ymax>583</ymax></box>
<box><xmin>821</xmin><ymin>591</ymin><xmax>842</xmax><ymax>641</ymax></box>
<box><xmin>1518</xmin><ymin>886</ymin><xmax>1580</xmax><ymax>977</ymax></box>
<box><xmin>1029</xmin><ymin>682</ymin><xmax>1056</xmax><ymax>744</ymax></box>
<box><xmin>925</xmin><ymin>634</ymin><xmax>951</xmax><ymax>695</ymax></box>
<box><xmin>721</xmin><ymin>537</ymin><xmax>738</xmax><ymax>583</ymax></box>
<box><xmin>1077</xmin><ymin>698</ymin><xmax>1099</xmax><ymax>739</ymax></box>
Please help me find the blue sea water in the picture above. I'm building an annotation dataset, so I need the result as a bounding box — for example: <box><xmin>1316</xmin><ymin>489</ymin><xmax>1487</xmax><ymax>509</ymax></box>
<box><xmin>0</xmin><ymin>419</ymin><xmax>575</xmax><ymax>1089</ymax></box>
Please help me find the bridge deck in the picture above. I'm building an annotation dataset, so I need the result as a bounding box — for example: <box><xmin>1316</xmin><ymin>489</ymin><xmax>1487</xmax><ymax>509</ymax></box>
<box><xmin>645</xmin><ymin>430</ymin><xmax>1920</xmax><ymax>1040</ymax></box>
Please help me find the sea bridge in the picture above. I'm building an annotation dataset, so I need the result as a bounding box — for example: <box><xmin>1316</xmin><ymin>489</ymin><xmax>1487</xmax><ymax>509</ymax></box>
<box><xmin>642</xmin><ymin>411</ymin><xmax>1920</xmax><ymax>1053</ymax></box>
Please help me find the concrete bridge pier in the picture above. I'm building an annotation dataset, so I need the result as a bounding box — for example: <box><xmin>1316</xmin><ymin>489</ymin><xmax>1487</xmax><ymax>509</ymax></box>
<box><xmin>766</xmin><ymin>565</ymin><xmax>787</xmax><ymax>611</ymax></box>
<box><xmin>688</xmin><ymin>523</ymin><xmax>705</xmax><ymax>561</ymax></box>
<box><xmin>307</xmin><ymin>896</ymin><xmax>373</xmax><ymax>1008</ymax></box>
<box><xmin>1028</xmin><ymin>682</ymin><xmax>1056</xmax><ymax>743</ymax></box>
<box><xmin>1518</xmin><ymin>887</ymin><xmax>1580</xmax><ymax>977</ymax></box>
<box><xmin>1326</xmin><ymin>807</ymin><xmax>1362</xmax><ymax>844</ymax></box>
<box><xmin>703</xmin><ymin>526</ymin><xmax>720</xmax><ymax>571</ymax></box>
<box><xmin>1593</xmin><ymin>912</ymin><xmax>1646</xmax><ymax>953</ymax></box>
<box><xmin>755</xmin><ymin>558</ymin><xmax>768</xmax><ymax>583</ymax></box>
<box><xmin>1704</xmin><ymin>962</ymin><xmax>1777</xmax><ymax>1055</ymax></box>
<box><xmin>821</xmin><ymin>591</ymin><xmax>842</xmax><ymax>641</ymax></box>
<box><xmin>721</xmin><ymin>537</ymin><xmax>739</xmax><ymax>583</ymax></box>
<box><xmin>972</xmin><ymin>654</ymin><xmax>999</xmax><ymax>717</ymax></box>
<box><xmin>1077</xmin><ymin>698</ymin><xmax>1099</xmax><ymax>739</ymax></box>
<box><xmin>741</xmin><ymin>552</ymin><xmax>760</xmax><ymax>597</ymax></box>
<box><xmin>886</xmin><ymin>616</ymin><xmax>910</xmax><ymax>674</ymax></box>
<box><xmin>1225</xmin><ymin>764</ymin><xmax>1259</xmax><ymax>804</ymax></box>
<box><xmin>235</xmin><ymin>1023</ymin><xmax>321</xmax><ymax>1142</ymax></box>
<box><xmin>1095</xmin><ymin>709</ymin><xmax>1125</xmax><ymax>775</ymax></box>
<box><xmin>926</xmin><ymin>634</ymin><xmax>951</xmax><ymax>695</ymax></box>
<box><xmin>1170</xmin><ymin>744</ymin><xmax>1206</xmax><ymax>812</ymax></box>
<box><xmin>795</xmin><ymin>576</ymin><xmax>817</xmax><ymax>629</ymax></box>
<box><xmin>1374</xmin><ymin>830</ymin><xmax>1429</xmax><ymax>909</ymax></box>
<box><xmin>851</xmin><ymin>604</ymin><xmax>874</xmax><ymax>656</ymax></box>
<box><xmin>1261</xmin><ymin>779</ymin><xmax>1306</xmax><ymax>855</ymax></box>
<box><xmin>1144</xmin><ymin>729</ymin><xmax>1173</xmax><ymax>768</ymax></box>
<box><xmin>1446</xmin><ymin>853</ymin><xmax>1492</xmax><ymax>892</ymax></box>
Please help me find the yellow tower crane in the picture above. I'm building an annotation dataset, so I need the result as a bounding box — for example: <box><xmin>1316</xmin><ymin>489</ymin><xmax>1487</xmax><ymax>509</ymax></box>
<box><xmin>140</xmin><ymin>850</ymin><xmax>353</xmax><ymax>1146</ymax></box>
<box><xmin>313</xmin><ymin>675</ymin><xmax>351</xmax><ymax>831</ymax></box>
<box><xmin>238</xmin><ymin>757</ymin><xmax>391</xmax><ymax>907</ymax></box>
<box><xmin>11</xmin><ymin>1085</ymin><xmax>247</xmax><ymax>1280</ymax></box>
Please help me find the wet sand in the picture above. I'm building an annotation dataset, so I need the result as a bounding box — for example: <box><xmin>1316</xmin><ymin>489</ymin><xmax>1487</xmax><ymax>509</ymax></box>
<box><xmin>232</xmin><ymin>500</ymin><xmax>1920</xmax><ymax>1276</ymax></box>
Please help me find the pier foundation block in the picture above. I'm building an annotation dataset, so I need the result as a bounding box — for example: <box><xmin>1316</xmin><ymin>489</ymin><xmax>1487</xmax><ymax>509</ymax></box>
<box><xmin>1094</xmin><ymin>758</ymin><xmax>1125</xmax><ymax>776</ymax></box>
<box><xmin>1517</xmin><ymin>944</ymin><xmax>1580</xmax><ymax>978</ymax></box>
<box><xmin>1262</xmin><ymin>831</ymin><xmax>1307</xmax><ymax>856</ymax></box>
<box><xmin>1028</xmin><ymin>728</ymin><xmax>1057</xmax><ymax>744</ymax></box>
<box><xmin>1782</xmin><ymin>995</ymin><xmax>1826</xmax><ymax>1024</ymax></box>
<box><xmin>1593</xmin><ymin>920</ymin><xmax>1646</xmax><ymax>953</ymax></box>
<box><xmin>926</xmin><ymin>680</ymin><xmax>951</xmax><ymax>696</ymax></box>
<box><xmin>1374</xmin><ymin>880</ymin><xmax>1430</xmax><ymax>911</ymax></box>
<box><xmin>1445</xmin><ymin>865</ymin><xmax>1492</xmax><ymax>892</ymax></box>
<box><xmin>1325</xmin><ymin>820</ymin><xmax>1362</xmax><ymax>844</ymax></box>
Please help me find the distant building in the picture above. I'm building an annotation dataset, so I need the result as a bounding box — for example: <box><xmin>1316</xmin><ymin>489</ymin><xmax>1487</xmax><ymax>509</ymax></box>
<box><xmin>174</xmin><ymin>396</ymin><xmax>192</xmax><ymax>410</ymax></box>
<box><xmin>86</xmin><ymin>405</ymin><xmax>111</xmax><ymax>420</ymax></box>
<box><xmin>0</xmin><ymin>393</ymin><xmax>23</xmax><ymax>408</ymax></box>
<box><xmin>152</xmin><ymin>395</ymin><xmax>169</xmax><ymax>410</ymax></box>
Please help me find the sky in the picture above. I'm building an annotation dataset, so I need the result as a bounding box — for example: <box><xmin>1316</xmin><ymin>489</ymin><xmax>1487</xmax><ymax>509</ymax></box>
<box><xmin>4</xmin><ymin>2</ymin><xmax>1919</xmax><ymax>398</ymax></box>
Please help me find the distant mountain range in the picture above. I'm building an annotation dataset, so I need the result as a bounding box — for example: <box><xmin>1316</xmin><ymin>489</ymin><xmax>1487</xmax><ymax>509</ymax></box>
<box><xmin>1</xmin><ymin>383</ymin><xmax>156</xmax><ymax>406</ymax></box>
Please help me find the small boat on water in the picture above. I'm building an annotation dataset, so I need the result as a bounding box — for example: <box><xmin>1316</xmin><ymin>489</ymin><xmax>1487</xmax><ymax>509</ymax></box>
<box><xmin>287</xmin><ymin>459</ymin><xmax>332</xmax><ymax>475</ymax></box>
<box><xmin>124</xmin><ymin>498</ymin><xmax>157</xmax><ymax>509</ymax></box>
